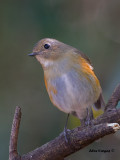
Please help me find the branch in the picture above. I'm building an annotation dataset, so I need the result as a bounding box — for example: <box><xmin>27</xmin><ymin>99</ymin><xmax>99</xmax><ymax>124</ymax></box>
<box><xmin>9</xmin><ymin>84</ymin><xmax>120</xmax><ymax>160</ymax></box>
<box><xmin>21</xmin><ymin>123</ymin><xmax>120</xmax><ymax>160</ymax></box>
<box><xmin>9</xmin><ymin>106</ymin><xmax>21</xmax><ymax>160</ymax></box>
<box><xmin>105</xmin><ymin>84</ymin><xmax>120</xmax><ymax>110</ymax></box>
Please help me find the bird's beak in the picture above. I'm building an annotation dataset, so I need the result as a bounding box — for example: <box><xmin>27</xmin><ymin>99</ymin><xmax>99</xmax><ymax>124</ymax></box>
<box><xmin>28</xmin><ymin>52</ymin><xmax>38</xmax><ymax>56</ymax></box>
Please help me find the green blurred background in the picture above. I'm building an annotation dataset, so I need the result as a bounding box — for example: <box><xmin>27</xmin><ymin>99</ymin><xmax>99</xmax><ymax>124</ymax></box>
<box><xmin>0</xmin><ymin>0</ymin><xmax>120</xmax><ymax>159</ymax></box>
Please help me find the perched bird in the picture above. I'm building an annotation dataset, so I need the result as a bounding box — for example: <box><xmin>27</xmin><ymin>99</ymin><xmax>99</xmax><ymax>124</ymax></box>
<box><xmin>28</xmin><ymin>38</ymin><xmax>105</xmax><ymax>128</ymax></box>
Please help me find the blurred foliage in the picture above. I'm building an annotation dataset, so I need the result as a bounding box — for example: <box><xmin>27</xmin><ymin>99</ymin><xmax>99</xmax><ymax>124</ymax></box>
<box><xmin>0</xmin><ymin>0</ymin><xmax>120</xmax><ymax>159</ymax></box>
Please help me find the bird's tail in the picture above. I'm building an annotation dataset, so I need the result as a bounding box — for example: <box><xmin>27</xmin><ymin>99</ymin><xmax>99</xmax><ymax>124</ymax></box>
<box><xmin>93</xmin><ymin>93</ymin><xmax>105</xmax><ymax>111</ymax></box>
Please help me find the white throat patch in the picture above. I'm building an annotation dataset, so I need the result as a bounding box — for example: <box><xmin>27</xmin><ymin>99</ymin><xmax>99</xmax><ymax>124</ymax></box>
<box><xmin>36</xmin><ymin>56</ymin><xmax>53</xmax><ymax>68</ymax></box>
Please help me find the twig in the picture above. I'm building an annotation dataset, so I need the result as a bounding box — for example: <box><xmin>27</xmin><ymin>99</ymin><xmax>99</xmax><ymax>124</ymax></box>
<box><xmin>9</xmin><ymin>106</ymin><xmax>21</xmax><ymax>160</ymax></box>
<box><xmin>105</xmin><ymin>84</ymin><xmax>120</xmax><ymax>110</ymax></box>
<box><xmin>9</xmin><ymin>84</ymin><xmax>120</xmax><ymax>160</ymax></box>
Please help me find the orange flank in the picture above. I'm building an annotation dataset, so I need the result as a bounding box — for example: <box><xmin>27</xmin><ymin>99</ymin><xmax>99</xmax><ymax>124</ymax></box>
<box><xmin>44</xmin><ymin>75</ymin><xmax>61</xmax><ymax>110</ymax></box>
<box><xmin>44</xmin><ymin>76</ymin><xmax>48</xmax><ymax>90</ymax></box>
<box><xmin>78</xmin><ymin>57</ymin><xmax>100</xmax><ymax>88</ymax></box>
<box><xmin>44</xmin><ymin>76</ymin><xmax>57</xmax><ymax>95</ymax></box>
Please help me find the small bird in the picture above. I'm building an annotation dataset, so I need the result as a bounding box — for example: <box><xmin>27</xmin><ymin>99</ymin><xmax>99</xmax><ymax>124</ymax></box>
<box><xmin>28</xmin><ymin>38</ymin><xmax>105</xmax><ymax>129</ymax></box>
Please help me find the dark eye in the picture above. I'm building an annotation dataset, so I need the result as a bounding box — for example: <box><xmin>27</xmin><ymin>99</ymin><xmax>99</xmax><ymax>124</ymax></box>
<box><xmin>44</xmin><ymin>44</ymin><xmax>50</xmax><ymax>49</ymax></box>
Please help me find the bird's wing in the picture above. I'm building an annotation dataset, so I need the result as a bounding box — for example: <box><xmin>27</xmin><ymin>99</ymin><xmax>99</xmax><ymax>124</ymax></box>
<box><xmin>74</xmin><ymin>49</ymin><xmax>93</xmax><ymax>67</ymax></box>
<box><xmin>73</xmin><ymin>49</ymin><xmax>105</xmax><ymax>111</ymax></box>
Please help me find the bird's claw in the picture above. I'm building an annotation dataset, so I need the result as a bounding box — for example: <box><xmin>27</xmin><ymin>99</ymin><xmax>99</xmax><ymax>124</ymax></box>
<box><xmin>63</xmin><ymin>128</ymin><xmax>71</xmax><ymax>143</ymax></box>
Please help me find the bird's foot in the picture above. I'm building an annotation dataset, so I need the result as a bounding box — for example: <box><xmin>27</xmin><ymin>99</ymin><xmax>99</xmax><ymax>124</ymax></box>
<box><xmin>85</xmin><ymin>116</ymin><xmax>93</xmax><ymax>126</ymax></box>
<box><xmin>63</xmin><ymin>127</ymin><xmax>71</xmax><ymax>143</ymax></box>
<box><xmin>81</xmin><ymin>108</ymin><xmax>94</xmax><ymax>127</ymax></box>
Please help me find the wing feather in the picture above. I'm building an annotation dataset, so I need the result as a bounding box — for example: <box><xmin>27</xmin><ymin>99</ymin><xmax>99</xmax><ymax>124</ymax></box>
<box><xmin>74</xmin><ymin>49</ymin><xmax>92</xmax><ymax>66</ymax></box>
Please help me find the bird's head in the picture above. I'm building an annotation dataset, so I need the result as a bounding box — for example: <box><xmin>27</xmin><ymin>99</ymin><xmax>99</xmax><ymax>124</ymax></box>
<box><xmin>28</xmin><ymin>38</ymin><xmax>73</xmax><ymax>69</ymax></box>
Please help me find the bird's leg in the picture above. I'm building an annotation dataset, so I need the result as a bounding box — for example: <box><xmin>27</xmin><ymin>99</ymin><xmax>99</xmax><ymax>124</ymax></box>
<box><xmin>80</xmin><ymin>118</ymin><xmax>86</xmax><ymax>127</ymax></box>
<box><xmin>85</xmin><ymin>108</ymin><xmax>93</xmax><ymax>126</ymax></box>
<box><xmin>64</xmin><ymin>113</ymin><xmax>70</xmax><ymax>143</ymax></box>
<box><xmin>80</xmin><ymin>108</ymin><xmax>93</xmax><ymax>127</ymax></box>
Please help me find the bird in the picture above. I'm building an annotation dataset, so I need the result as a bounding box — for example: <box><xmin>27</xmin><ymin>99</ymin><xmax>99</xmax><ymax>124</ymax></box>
<box><xmin>28</xmin><ymin>38</ymin><xmax>105</xmax><ymax>136</ymax></box>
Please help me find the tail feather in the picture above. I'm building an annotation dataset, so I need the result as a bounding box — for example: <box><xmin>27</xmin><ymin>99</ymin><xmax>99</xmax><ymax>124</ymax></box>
<box><xmin>93</xmin><ymin>93</ymin><xmax>105</xmax><ymax>111</ymax></box>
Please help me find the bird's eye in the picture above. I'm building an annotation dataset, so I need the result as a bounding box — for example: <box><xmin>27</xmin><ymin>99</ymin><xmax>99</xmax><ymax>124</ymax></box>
<box><xmin>44</xmin><ymin>44</ymin><xmax>50</xmax><ymax>49</ymax></box>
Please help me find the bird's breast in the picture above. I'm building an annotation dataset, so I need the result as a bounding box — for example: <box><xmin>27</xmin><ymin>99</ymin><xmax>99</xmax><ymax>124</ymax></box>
<box><xmin>44</xmin><ymin>67</ymin><xmax>101</xmax><ymax>114</ymax></box>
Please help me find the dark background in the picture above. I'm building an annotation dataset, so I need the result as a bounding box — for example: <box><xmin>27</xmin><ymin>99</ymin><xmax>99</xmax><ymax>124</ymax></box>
<box><xmin>0</xmin><ymin>0</ymin><xmax>120</xmax><ymax>159</ymax></box>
